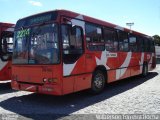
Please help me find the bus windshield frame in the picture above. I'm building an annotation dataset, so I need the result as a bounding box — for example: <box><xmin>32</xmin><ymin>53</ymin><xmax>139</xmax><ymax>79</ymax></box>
<box><xmin>13</xmin><ymin>23</ymin><xmax>60</xmax><ymax>65</ymax></box>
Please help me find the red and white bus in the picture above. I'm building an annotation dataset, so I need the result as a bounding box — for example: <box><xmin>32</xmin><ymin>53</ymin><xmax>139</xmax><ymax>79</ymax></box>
<box><xmin>0</xmin><ymin>22</ymin><xmax>14</xmax><ymax>81</ymax></box>
<box><xmin>11</xmin><ymin>10</ymin><xmax>156</xmax><ymax>95</ymax></box>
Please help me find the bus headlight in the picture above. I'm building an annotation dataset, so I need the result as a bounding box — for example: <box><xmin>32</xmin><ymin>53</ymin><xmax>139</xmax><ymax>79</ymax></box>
<box><xmin>43</xmin><ymin>78</ymin><xmax>47</xmax><ymax>82</ymax></box>
<box><xmin>43</xmin><ymin>78</ymin><xmax>58</xmax><ymax>83</ymax></box>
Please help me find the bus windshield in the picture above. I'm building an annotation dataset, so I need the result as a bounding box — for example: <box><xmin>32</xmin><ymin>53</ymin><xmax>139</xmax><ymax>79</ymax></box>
<box><xmin>13</xmin><ymin>23</ymin><xmax>59</xmax><ymax>64</ymax></box>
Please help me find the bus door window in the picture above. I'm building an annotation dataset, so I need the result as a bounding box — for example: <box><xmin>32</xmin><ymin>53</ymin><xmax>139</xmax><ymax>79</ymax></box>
<box><xmin>61</xmin><ymin>24</ymin><xmax>83</xmax><ymax>64</ymax></box>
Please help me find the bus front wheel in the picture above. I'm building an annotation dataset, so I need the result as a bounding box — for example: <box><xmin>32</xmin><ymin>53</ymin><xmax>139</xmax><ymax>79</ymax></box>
<box><xmin>90</xmin><ymin>70</ymin><xmax>105</xmax><ymax>94</ymax></box>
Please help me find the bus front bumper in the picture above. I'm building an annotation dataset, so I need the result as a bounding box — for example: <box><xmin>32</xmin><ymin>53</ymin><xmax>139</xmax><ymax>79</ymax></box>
<box><xmin>11</xmin><ymin>80</ymin><xmax>62</xmax><ymax>96</ymax></box>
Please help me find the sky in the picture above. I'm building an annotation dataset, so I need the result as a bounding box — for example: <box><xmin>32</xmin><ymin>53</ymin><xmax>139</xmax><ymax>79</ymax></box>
<box><xmin>0</xmin><ymin>0</ymin><xmax>160</xmax><ymax>36</ymax></box>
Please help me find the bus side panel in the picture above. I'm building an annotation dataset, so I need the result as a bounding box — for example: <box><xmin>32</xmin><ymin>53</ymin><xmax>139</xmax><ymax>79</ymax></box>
<box><xmin>130</xmin><ymin>53</ymin><xmax>141</xmax><ymax>76</ymax></box>
<box><xmin>62</xmin><ymin>76</ymin><xmax>74</xmax><ymax>95</ymax></box>
<box><xmin>74</xmin><ymin>73</ymin><xmax>92</xmax><ymax>92</ymax></box>
<box><xmin>107</xmin><ymin>70</ymin><xmax>116</xmax><ymax>83</ymax></box>
<box><xmin>107</xmin><ymin>52</ymin><xmax>121</xmax><ymax>82</ymax></box>
<box><xmin>120</xmin><ymin>68</ymin><xmax>131</xmax><ymax>80</ymax></box>
<box><xmin>62</xmin><ymin>54</ymin><xmax>91</xmax><ymax>94</ymax></box>
<box><xmin>135</xmin><ymin>52</ymin><xmax>141</xmax><ymax>75</ymax></box>
<box><xmin>119</xmin><ymin>52</ymin><xmax>131</xmax><ymax>79</ymax></box>
<box><xmin>85</xmin><ymin>53</ymin><xmax>97</xmax><ymax>73</ymax></box>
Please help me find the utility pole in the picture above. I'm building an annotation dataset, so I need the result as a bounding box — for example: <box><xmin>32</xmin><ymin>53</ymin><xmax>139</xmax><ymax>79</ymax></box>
<box><xmin>126</xmin><ymin>22</ymin><xmax>134</xmax><ymax>30</ymax></box>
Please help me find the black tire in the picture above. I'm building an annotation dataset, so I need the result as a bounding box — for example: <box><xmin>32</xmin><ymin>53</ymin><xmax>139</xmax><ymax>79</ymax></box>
<box><xmin>142</xmin><ymin>63</ymin><xmax>148</xmax><ymax>77</ymax></box>
<box><xmin>90</xmin><ymin>70</ymin><xmax>106</xmax><ymax>94</ymax></box>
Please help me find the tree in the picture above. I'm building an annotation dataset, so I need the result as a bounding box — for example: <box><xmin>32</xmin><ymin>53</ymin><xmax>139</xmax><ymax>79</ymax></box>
<box><xmin>153</xmin><ymin>35</ymin><xmax>160</xmax><ymax>46</ymax></box>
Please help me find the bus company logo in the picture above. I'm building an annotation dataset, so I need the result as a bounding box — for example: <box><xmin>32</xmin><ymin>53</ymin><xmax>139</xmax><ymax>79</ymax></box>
<box><xmin>106</xmin><ymin>53</ymin><xmax>117</xmax><ymax>58</ymax></box>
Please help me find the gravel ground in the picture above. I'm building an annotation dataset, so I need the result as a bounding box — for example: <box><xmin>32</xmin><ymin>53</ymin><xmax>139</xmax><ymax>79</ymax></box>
<box><xmin>0</xmin><ymin>65</ymin><xmax>160</xmax><ymax>120</ymax></box>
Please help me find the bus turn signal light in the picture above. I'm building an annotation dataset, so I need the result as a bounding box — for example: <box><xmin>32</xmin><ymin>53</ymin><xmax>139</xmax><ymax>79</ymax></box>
<box><xmin>43</xmin><ymin>78</ymin><xmax>58</xmax><ymax>83</ymax></box>
<box><xmin>48</xmin><ymin>78</ymin><xmax>58</xmax><ymax>83</ymax></box>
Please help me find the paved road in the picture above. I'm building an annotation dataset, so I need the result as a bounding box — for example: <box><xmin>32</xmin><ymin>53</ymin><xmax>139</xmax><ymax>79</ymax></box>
<box><xmin>0</xmin><ymin>65</ymin><xmax>160</xmax><ymax>120</ymax></box>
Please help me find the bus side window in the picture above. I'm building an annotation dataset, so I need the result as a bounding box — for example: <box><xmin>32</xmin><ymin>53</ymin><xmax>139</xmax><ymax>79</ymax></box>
<box><xmin>118</xmin><ymin>31</ymin><xmax>129</xmax><ymax>52</ymax></box>
<box><xmin>104</xmin><ymin>28</ymin><xmax>118</xmax><ymax>51</ymax></box>
<box><xmin>129</xmin><ymin>34</ymin><xmax>137</xmax><ymax>52</ymax></box>
<box><xmin>144</xmin><ymin>38</ymin><xmax>149</xmax><ymax>52</ymax></box>
<box><xmin>85</xmin><ymin>23</ymin><xmax>104</xmax><ymax>51</ymax></box>
<box><xmin>151</xmin><ymin>40</ymin><xmax>155</xmax><ymax>52</ymax></box>
<box><xmin>147</xmin><ymin>39</ymin><xmax>151</xmax><ymax>52</ymax></box>
<box><xmin>137</xmin><ymin>36</ymin><xmax>144</xmax><ymax>52</ymax></box>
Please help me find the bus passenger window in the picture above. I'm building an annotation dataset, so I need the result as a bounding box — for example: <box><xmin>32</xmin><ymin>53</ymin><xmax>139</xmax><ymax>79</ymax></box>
<box><xmin>129</xmin><ymin>35</ymin><xmax>137</xmax><ymax>52</ymax></box>
<box><xmin>151</xmin><ymin>40</ymin><xmax>155</xmax><ymax>52</ymax></box>
<box><xmin>144</xmin><ymin>38</ymin><xmax>149</xmax><ymax>52</ymax></box>
<box><xmin>118</xmin><ymin>31</ymin><xmax>129</xmax><ymax>52</ymax></box>
<box><xmin>85</xmin><ymin>23</ymin><xmax>104</xmax><ymax>51</ymax></box>
<box><xmin>104</xmin><ymin>28</ymin><xmax>118</xmax><ymax>51</ymax></box>
<box><xmin>137</xmin><ymin>37</ymin><xmax>144</xmax><ymax>52</ymax></box>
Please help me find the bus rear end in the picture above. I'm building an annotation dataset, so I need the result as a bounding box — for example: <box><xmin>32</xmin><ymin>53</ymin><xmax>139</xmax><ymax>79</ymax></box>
<box><xmin>11</xmin><ymin>11</ymin><xmax>64</xmax><ymax>95</ymax></box>
<box><xmin>0</xmin><ymin>23</ymin><xmax>14</xmax><ymax>81</ymax></box>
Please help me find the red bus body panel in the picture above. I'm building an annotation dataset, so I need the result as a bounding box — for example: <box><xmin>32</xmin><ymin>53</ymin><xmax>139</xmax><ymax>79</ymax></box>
<box><xmin>11</xmin><ymin>10</ymin><xmax>156</xmax><ymax>95</ymax></box>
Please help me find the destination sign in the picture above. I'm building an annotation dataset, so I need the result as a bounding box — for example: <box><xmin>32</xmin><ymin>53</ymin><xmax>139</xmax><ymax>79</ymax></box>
<box><xmin>16</xmin><ymin>28</ymin><xmax>30</xmax><ymax>38</ymax></box>
<box><xmin>15</xmin><ymin>11</ymin><xmax>58</xmax><ymax>29</ymax></box>
<box><xmin>29</xmin><ymin>14</ymin><xmax>52</xmax><ymax>25</ymax></box>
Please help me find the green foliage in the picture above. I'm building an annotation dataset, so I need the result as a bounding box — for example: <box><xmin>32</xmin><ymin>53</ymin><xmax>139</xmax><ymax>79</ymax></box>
<box><xmin>153</xmin><ymin>35</ymin><xmax>160</xmax><ymax>46</ymax></box>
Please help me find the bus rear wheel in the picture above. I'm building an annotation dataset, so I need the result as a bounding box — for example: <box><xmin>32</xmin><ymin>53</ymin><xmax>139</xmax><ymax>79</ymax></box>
<box><xmin>90</xmin><ymin>70</ymin><xmax>105</xmax><ymax>94</ymax></box>
<box><xmin>142</xmin><ymin>63</ymin><xmax>148</xmax><ymax>77</ymax></box>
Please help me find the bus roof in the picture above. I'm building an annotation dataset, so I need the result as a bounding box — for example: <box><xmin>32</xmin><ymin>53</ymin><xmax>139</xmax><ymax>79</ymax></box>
<box><xmin>0</xmin><ymin>22</ymin><xmax>15</xmax><ymax>32</ymax></box>
<box><xmin>17</xmin><ymin>9</ymin><xmax>151</xmax><ymax>38</ymax></box>
<box><xmin>0</xmin><ymin>22</ymin><xmax>14</xmax><ymax>26</ymax></box>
